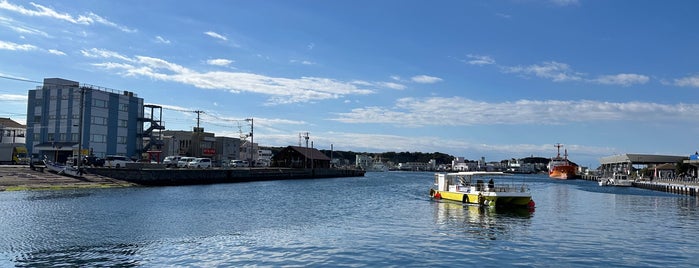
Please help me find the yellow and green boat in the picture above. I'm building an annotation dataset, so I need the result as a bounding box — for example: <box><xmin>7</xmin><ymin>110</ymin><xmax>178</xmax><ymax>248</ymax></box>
<box><xmin>429</xmin><ymin>172</ymin><xmax>535</xmax><ymax>208</ymax></box>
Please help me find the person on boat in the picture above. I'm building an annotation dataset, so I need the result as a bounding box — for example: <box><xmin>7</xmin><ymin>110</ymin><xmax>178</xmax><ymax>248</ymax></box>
<box><xmin>488</xmin><ymin>178</ymin><xmax>494</xmax><ymax>190</ymax></box>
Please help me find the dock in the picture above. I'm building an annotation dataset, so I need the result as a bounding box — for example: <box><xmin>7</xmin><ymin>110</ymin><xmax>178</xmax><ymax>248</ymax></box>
<box><xmin>579</xmin><ymin>173</ymin><xmax>699</xmax><ymax>196</ymax></box>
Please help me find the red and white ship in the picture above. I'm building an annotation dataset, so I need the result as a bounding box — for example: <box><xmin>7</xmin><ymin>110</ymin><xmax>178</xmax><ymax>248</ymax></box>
<box><xmin>547</xmin><ymin>143</ymin><xmax>578</xmax><ymax>180</ymax></box>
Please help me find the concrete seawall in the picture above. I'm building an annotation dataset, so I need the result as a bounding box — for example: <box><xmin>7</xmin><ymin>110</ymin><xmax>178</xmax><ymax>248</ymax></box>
<box><xmin>86</xmin><ymin>167</ymin><xmax>366</xmax><ymax>186</ymax></box>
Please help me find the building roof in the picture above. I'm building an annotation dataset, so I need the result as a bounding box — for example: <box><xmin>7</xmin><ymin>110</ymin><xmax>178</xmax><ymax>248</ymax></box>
<box><xmin>287</xmin><ymin>146</ymin><xmax>330</xmax><ymax>160</ymax></box>
<box><xmin>599</xmin><ymin>154</ymin><xmax>687</xmax><ymax>165</ymax></box>
<box><xmin>0</xmin><ymin>118</ymin><xmax>25</xmax><ymax>129</ymax></box>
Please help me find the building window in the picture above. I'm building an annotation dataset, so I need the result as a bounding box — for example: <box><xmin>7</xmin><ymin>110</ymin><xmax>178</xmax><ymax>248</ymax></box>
<box><xmin>117</xmin><ymin>136</ymin><xmax>127</xmax><ymax>144</ymax></box>
<box><xmin>49</xmin><ymin>115</ymin><xmax>57</xmax><ymax>120</ymax></box>
<box><xmin>71</xmin><ymin>133</ymin><xmax>79</xmax><ymax>142</ymax></box>
<box><xmin>119</xmin><ymin>103</ymin><xmax>128</xmax><ymax>112</ymax></box>
<box><xmin>118</xmin><ymin>120</ymin><xmax>128</xmax><ymax>128</ymax></box>
<box><xmin>33</xmin><ymin>133</ymin><xmax>40</xmax><ymax>141</ymax></box>
<box><xmin>34</xmin><ymin>116</ymin><xmax>41</xmax><ymax>123</ymax></box>
<box><xmin>91</xmin><ymin>134</ymin><xmax>106</xmax><ymax>143</ymax></box>
<box><xmin>58</xmin><ymin>133</ymin><xmax>66</xmax><ymax>141</ymax></box>
<box><xmin>93</xmin><ymin>99</ymin><xmax>107</xmax><ymax>108</ymax></box>
<box><xmin>91</xmin><ymin>116</ymin><xmax>107</xmax><ymax>125</ymax></box>
<box><xmin>48</xmin><ymin>133</ymin><xmax>54</xmax><ymax>141</ymax></box>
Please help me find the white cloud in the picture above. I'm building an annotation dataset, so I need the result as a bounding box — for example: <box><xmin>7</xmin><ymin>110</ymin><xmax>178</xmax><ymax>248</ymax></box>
<box><xmin>550</xmin><ymin>0</ymin><xmax>580</xmax><ymax>6</ymax></box>
<box><xmin>465</xmin><ymin>54</ymin><xmax>495</xmax><ymax>65</ymax></box>
<box><xmin>0</xmin><ymin>0</ymin><xmax>135</xmax><ymax>32</ymax></box>
<box><xmin>673</xmin><ymin>74</ymin><xmax>699</xmax><ymax>87</ymax></box>
<box><xmin>80</xmin><ymin>48</ymin><xmax>133</xmax><ymax>62</ymax></box>
<box><xmin>332</xmin><ymin>97</ymin><xmax>699</xmax><ymax>127</ymax></box>
<box><xmin>0</xmin><ymin>40</ymin><xmax>36</xmax><ymax>51</ymax></box>
<box><xmin>0</xmin><ymin>94</ymin><xmax>27</xmax><ymax>102</ymax></box>
<box><xmin>503</xmin><ymin>61</ymin><xmax>583</xmax><ymax>82</ymax></box>
<box><xmin>204</xmin><ymin>31</ymin><xmax>227</xmax><ymax>41</ymax></box>
<box><xmin>155</xmin><ymin>35</ymin><xmax>171</xmax><ymax>44</ymax></box>
<box><xmin>592</xmin><ymin>73</ymin><xmax>649</xmax><ymax>86</ymax></box>
<box><xmin>207</xmin><ymin>58</ymin><xmax>233</xmax><ymax>66</ymax></box>
<box><xmin>411</xmin><ymin>75</ymin><xmax>443</xmax><ymax>84</ymax></box>
<box><xmin>290</xmin><ymin>59</ymin><xmax>315</xmax><ymax>65</ymax></box>
<box><xmin>379</xmin><ymin>82</ymin><xmax>406</xmax><ymax>90</ymax></box>
<box><xmin>85</xmin><ymin>49</ymin><xmax>374</xmax><ymax>104</ymax></box>
<box><xmin>47</xmin><ymin>49</ymin><xmax>65</xmax><ymax>55</ymax></box>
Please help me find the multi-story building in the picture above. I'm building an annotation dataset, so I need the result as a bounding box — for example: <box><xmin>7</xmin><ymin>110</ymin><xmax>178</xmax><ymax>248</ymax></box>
<box><xmin>26</xmin><ymin>78</ymin><xmax>144</xmax><ymax>163</ymax></box>
<box><xmin>162</xmin><ymin>129</ymin><xmax>216</xmax><ymax>158</ymax></box>
<box><xmin>216</xmin><ymin>136</ymin><xmax>242</xmax><ymax>166</ymax></box>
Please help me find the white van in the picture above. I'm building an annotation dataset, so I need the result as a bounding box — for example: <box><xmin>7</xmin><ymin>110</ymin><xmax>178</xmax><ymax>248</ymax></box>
<box><xmin>177</xmin><ymin>157</ymin><xmax>195</xmax><ymax>168</ymax></box>
<box><xmin>187</xmin><ymin>158</ymin><xmax>212</xmax><ymax>168</ymax></box>
<box><xmin>104</xmin><ymin>155</ymin><xmax>133</xmax><ymax>168</ymax></box>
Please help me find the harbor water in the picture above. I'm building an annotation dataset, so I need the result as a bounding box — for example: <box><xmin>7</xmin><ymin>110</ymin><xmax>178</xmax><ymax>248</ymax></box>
<box><xmin>1</xmin><ymin>172</ymin><xmax>698</xmax><ymax>267</ymax></box>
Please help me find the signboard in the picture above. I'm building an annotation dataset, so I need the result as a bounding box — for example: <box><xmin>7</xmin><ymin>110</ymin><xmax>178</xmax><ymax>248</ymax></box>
<box><xmin>203</xmin><ymin>148</ymin><xmax>216</xmax><ymax>155</ymax></box>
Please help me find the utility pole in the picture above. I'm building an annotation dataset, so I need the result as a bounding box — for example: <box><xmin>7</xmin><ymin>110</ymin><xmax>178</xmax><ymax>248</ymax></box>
<box><xmin>77</xmin><ymin>87</ymin><xmax>84</xmax><ymax>175</ymax></box>
<box><xmin>246</xmin><ymin>118</ymin><xmax>253</xmax><ymax>168</ymax></box>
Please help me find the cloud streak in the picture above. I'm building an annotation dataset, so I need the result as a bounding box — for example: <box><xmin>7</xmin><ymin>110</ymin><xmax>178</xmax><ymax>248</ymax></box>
<box><xmin>0</xmin><ymin>0</ymin><xmax>135</xmax><ymax>32</ymax></box>
<box><xmin>84</xmin><ymin>48</ymin><xmax>375</xmax><ymax>104</ymax></box>
<box><xmin>332</xmin><ymin>97</ymin><xmax>699</xmax><ymax>127</ymax></box>
<box><xmin>204</xmin><ymin>31</ymin><xmax>227</xmax><ymax>41</ymax></box>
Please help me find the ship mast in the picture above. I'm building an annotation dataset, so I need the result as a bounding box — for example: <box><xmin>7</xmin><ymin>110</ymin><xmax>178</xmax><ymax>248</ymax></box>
<box><xmin>555</xmin><ymin>143</ymin><xmax>563</xmax><ymax>158</ymax></box>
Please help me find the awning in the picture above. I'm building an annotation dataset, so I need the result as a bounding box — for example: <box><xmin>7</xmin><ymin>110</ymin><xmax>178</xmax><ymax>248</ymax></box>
<box><xmin>33</xmin><ymin>142</ymin><xmax>78</xmax><ymax>151</ymax></box>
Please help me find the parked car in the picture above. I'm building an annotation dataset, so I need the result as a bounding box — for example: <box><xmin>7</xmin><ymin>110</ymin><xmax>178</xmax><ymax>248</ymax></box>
<box><xmin>82</xmin><ymin>155</ymin><xmax>105</xmax><ymax>167</ymax></box>
<box><xmin>104</xmin><ymin>155</ymin><xmax>134</xmax><ymax>168</ymax></box>
<box><xmin>187</xmin><ymin>158</ymin><xmax>212</xmax><ymax>168</ymax></box>
<box><xmin>177</xmin><ymin>157</ymin><xmax>196</xmax><ymax>168</ymax></box>
<box><xmin>163</xmin><ymin>156</ymin><xmax>181</xmax><ymax>167</ymax></box>
<box><xmin>230</xmin><ymin>160</ymin><xmax>248</xmax><ymax>167</ymax></box>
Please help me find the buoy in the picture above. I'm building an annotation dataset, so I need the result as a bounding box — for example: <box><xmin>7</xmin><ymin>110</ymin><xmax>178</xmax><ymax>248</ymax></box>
<box><xmin>434</xmin><ymin>192</ymin><xmax>441</xmax><ymax>199</ymax></box>
<box><xmin>528</xmin><ymin>200</ymin><xmax>536</xmax><ymax>209</ymax></box>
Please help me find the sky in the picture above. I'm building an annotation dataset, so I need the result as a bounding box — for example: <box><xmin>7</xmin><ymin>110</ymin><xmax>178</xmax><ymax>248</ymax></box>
<box><xmin>1</xmin><ymin>0</ymin><xmax>699</xmax><ymax>167</ymax></box>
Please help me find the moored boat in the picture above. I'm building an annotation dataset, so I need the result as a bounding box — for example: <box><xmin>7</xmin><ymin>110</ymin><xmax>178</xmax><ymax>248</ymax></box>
<box><xmin>43</xmin><ymin>157</ymin><xmax>82</xmax><ymax>177</ymax></box>
<box><xmin>598</xmin><ymin>173</ymin><xmax>633</xmax><ymax>187</ymax></box>
<box><xmin>429</xmin><ymin>171</ymin><xmax>535</xmax><ymax>209</ymax></box>
<box><xmin>548</xmin><ymin>143</ymin><xmax>578</xmax><ymax>180</ymax></box>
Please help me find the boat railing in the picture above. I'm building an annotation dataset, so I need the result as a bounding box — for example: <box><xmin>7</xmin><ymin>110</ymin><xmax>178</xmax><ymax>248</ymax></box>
<box><xmin>488</xmin><ymin>184</ymin><xmax>529</xmax><ymax>193</ymax></box>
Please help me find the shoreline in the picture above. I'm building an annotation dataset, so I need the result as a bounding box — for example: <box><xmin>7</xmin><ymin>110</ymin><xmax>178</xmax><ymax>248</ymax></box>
<box><xmin>0</xmin><ymin>165</ymin><xmax>137</xmax><ymax>191</ymax></box>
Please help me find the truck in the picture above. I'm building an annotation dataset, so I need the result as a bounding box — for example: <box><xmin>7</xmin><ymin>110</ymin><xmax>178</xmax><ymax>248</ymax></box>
<box><xmin>0</xmin><ymin>143</ymin><xmax>29</xmax><ymax>165</ymax></box>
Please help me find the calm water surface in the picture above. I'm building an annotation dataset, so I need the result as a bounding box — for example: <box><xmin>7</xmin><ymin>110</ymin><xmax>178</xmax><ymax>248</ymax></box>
<box><xmin>1</xmin><ymin>172</ymin><xmax>698</xmax><ymax>267</ymax></box>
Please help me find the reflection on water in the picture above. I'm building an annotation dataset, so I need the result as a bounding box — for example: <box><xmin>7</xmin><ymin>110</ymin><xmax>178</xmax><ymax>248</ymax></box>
<box><xmin>432</xmin><ymin>200</ymin><xmax>532</xmax><ymax>240</ymax></box>
<box><xmin>13</xmin><ymin>243</ymin><xmax>141</xmax><ymax>268</ymax></box>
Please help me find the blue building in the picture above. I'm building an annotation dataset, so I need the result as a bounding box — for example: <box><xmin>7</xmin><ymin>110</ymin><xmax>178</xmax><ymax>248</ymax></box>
<box><xmin>26</xmin><ymin>78</ymin><xmax>145</xmax><ymax>163</ymax></box>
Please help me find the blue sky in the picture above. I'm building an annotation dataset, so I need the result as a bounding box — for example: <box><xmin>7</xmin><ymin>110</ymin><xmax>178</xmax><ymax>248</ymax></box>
<box><xmin>1</xmin><ymin>0</ymin><xmax>699</xmax><ymax>167</ymax></box>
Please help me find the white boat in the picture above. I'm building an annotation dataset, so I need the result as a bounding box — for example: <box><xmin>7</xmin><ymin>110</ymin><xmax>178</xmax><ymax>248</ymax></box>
<box><xmin>598</xmin><ymin>173</ymin><xmax>633</xmax><ymax>187</ymax></box>
<box><xmin>43</xmin><ymin>157</ymin><xmax>82</xmax><ymax>177</ymax></box>
<box><xmin>429</xmin><ymin>171</ymin><xmax>535</xmax><ymax>208</ymax></box>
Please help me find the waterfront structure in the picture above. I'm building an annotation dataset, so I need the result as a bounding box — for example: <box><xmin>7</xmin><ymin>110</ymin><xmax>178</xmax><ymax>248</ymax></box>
<box><xmin>271</xmin><ymin>146</ymin><xmax>330</xmax><ymax>168</ymax></box>
<box><xmin>0</xmin><ymin>118</ymin><xmax>26</xmax><ymax>144</ymax></box>
<box><xmin>26</xmin><ymin>78</ymin><xmax>144</xmax><ymax>163</ymax></box>
<box><xmin>599</xmin><ymin>154</ymin><xmax>688</xmax><ymax>179</ymax></box>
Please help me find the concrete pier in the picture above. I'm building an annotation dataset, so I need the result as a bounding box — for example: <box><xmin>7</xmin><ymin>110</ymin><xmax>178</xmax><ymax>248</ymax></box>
<box><xmin>632</xmin><ymin>181</ymin><xmax>699</xmax><ymax>196</ymax></box>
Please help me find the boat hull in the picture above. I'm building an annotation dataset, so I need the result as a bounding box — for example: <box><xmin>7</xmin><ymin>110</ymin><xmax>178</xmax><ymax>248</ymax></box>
<box><xmin>430</xmin><ymin>189</ymin><xmax>532</xmax><ymax>208</ymax></box>
<box><xmin>549</xmin><ymin>165</ymin><xmax>577</xmax><ymax>180</ymax></box>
